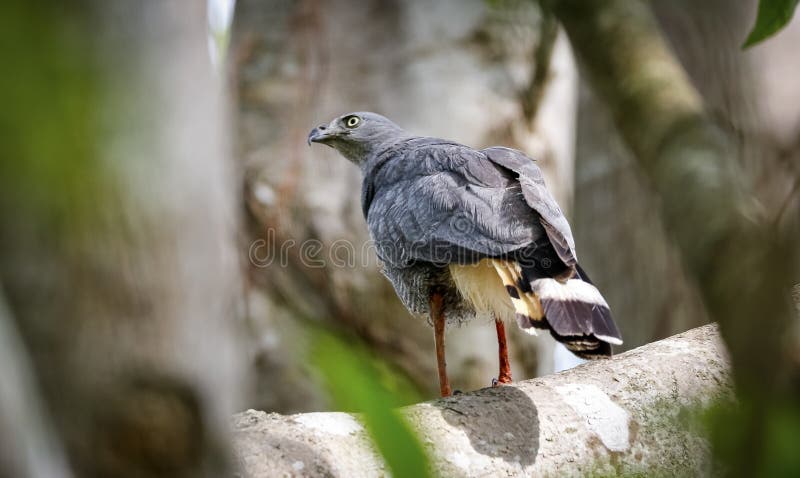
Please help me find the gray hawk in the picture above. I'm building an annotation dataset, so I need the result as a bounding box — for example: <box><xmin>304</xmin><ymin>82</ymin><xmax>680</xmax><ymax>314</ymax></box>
<box><xmin>309</xmin><ymin>112</ymin><xmax>622</xmax><ymax>396</ymax></box>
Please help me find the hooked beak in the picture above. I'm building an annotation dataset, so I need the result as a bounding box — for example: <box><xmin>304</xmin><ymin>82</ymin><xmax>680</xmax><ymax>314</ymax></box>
<box><xmin>307</xmin><ymin>124</ymin><xmax>334</xmax><ymax>146</ymax></box>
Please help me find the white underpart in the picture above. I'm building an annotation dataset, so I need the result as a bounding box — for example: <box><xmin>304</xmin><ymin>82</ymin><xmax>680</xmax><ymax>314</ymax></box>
<box><xmin>518</xmin><ymin>323</ymin><xmax>540</xmax><ymax>336</ymax></box>
<box><xmin>449</xmin><ymin>260</ymin><xmax>516</xmax><ymax>322</ymax></box>
<box><xmin>555</xmin><ymin>383</ymin><xmax>630</xmax><ymax>452</ymax></box>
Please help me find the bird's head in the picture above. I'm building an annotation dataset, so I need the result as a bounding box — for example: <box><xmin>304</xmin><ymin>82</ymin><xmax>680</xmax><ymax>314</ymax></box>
<box><xmin>307</xmin><ymin>112</ymin><xmax>406</xmax><ymax>164</ymax></box>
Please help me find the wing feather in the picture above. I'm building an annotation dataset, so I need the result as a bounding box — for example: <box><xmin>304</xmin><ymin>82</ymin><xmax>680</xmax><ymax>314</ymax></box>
<box><xmin>363</xmin><ymin>140</ymin><xmax>545</xmax><ymax>267</ymax></box>
<box><xmin>481</xmin><ymin>146</ymin><xmax>578</xmax><ymax>268</ymax></box>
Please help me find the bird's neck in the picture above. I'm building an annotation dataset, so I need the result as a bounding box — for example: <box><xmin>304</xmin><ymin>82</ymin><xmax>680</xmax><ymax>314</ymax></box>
<box><xmin>358</xmin><ymin>136</ymin><xmax>416</xmax><ymax>220</ymax></box>
<box><xmin>358</xmin><ymin>136</ymin><xmax>413</xmax><ymax>174</ymax></box>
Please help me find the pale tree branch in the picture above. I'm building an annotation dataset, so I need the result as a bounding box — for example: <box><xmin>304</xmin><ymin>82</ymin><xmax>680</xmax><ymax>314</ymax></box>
<box><xmin>233</xmin><ymin>325</ymin><xmax>730</xmax><ymax>477</ymax></box>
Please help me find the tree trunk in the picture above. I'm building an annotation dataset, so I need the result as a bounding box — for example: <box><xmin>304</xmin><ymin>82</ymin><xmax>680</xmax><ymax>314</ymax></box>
<box><xmin>0</xmin><ymin>289</ymin><xmax>71</xmax><ymax>478</ymax></box>
<box><xmin>572</xmin><ymin>0</ymin><xmax>800</xmax><ymax>354</ymax></box>
<box><xmin>573</xmin><ymin>83</ymin><xmax>709</xmax><ymax>353</ymax></box>
<box><xmin>233</xmin><ymin>324</ymin><xmax>730</xmax><ymax>477</ymax></box>
<box><xmin>0</xmin><ymin>2</ymin><xmax>244</xmax><ymax>476</ymax></box>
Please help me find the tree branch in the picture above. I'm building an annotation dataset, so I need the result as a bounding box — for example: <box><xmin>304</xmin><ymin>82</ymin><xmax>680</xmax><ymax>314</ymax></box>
<box><xmin>233</xmin><ymin>325</ymin><xmax>730</xmax><ymax>477</ymax></box>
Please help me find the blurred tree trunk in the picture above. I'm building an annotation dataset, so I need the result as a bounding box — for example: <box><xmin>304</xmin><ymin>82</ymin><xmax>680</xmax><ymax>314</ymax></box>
<box><xmin>572</xmin><ymin>0</ymin><xmax>800</xmax><ymax>354</ymax></box>
<box><xmin>573</xmin><ymin>84</ymin><xmax>709</xmax><ymax>351</ymax></box>
<box><xmin>231</xmin><ymin>0</ymin><xmax>578</xmax><ymax>408</ymax></box>
<box><xmin>0</xmin><ymin>289</ymin><xmax>71</xmax><ymax>478</ymax></box>
<box><xmin>550</xmin><ymin>0</ymin><xmax>800</xmax><ymax>473</ymax></box>
<box><xmin>0</xmin><ymin>2</ymin><xmax>244</xmax><ymax>477</ymax></box>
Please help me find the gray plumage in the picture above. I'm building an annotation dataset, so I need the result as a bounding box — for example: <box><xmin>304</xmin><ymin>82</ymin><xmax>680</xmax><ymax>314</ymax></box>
<box><xmin>309</xmin><ymin>112</ymin><xmax>621</xmax><ymax>357</ymax></box>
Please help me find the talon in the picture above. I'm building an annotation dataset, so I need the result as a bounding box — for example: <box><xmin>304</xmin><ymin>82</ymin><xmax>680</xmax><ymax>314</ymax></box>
<box><xmin>491</xmin><ymin>378</ymin><xmax>499</xmax><ymax>387</ymax></box>
<box><xmin>453</xmin><ymin>389</ymin><xmax>463</xmax><ymax>395</ymax></box>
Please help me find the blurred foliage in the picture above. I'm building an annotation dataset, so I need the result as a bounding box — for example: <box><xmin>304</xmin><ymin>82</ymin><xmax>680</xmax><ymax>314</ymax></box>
<box><xmin>704</xmin><ymin>396</ymin><xmax>800</xmax><ymax>477</ymax></box>
<box><xmin>743</xmin><ymin>0</ymin><xmax>799</xmax><ymax>47</ymax></box>
<box><xmin>0</xmin><ymin>2</ymin><xmax>108</xmax><ymax>234</ymax></box>
<box><xmin>311</xmin><ymin>328</ymin><xmax>431</xmax><ymax>478</ymax></box>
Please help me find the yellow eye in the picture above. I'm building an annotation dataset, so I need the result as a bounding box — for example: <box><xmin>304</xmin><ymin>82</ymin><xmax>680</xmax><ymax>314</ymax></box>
<box><xmin>345</xmin><ymin>116</ymin><xmax>360</xmax><ymax>128</ymax></box>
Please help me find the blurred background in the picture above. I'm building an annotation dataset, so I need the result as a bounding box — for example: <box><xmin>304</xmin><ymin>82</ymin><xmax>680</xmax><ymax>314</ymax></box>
<box><xmin>0</xmin><ymin>0</ymin><xmax>798</xmax><ymax>477</ymax></box>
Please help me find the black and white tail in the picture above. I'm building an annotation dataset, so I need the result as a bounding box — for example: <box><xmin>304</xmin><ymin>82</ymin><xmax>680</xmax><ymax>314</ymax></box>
<box><xmin>492</xmin><ymin>260</ymin><xmax>622</xmax><ymax>358</ymax></box>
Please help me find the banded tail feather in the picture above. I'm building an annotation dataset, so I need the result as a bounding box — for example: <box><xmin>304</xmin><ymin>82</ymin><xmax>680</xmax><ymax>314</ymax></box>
<box><xmin>489</xmin><ymin>259</ymin><xmax>547</xmax><ymax>334</ymax></box>
<box><xmin>448</xmin><ymin>258</ymin><xmax>622</xmax><ymax>358</ymax></box>
<box><xmin>496</xmin><ymin>260</ymin><xmax>622</xmax><ymax>358</ymax></box>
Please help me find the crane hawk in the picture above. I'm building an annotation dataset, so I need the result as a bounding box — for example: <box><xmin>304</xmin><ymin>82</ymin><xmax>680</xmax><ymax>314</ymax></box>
<box><xmin>309</xmin><ymin>112</ymin><xmax>622</xmax><ymax>396</ymax></box>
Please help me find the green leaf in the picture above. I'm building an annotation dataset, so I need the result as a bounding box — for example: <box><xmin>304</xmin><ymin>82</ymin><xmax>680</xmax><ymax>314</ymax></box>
<box><xmin>743</xmin><ymin>0</ymin><xmax>799</xmax><ymax>48</ymax></box>
<box><xmin>311</xmin><ymin>330</ymin><xmax>432</xmax><ymax>478</ymax></box>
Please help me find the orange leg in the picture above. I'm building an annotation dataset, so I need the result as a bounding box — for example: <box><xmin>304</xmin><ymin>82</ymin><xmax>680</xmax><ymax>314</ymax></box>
<box><xmin>430</xmin><ymin>292</ymin><xmax>452</xmax><ymax>397</ymax></box>
<box><xmin>493</xmin><ymin>317</ymin><xmax>513</xmax><ymax>386</ymax></box>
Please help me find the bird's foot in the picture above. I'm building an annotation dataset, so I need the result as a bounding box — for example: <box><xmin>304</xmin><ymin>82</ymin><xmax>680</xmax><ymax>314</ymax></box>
<box><xmin>491</xmin><ymin>375</ymin><xmax>513</xmax><ymax>387</ymax></box>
